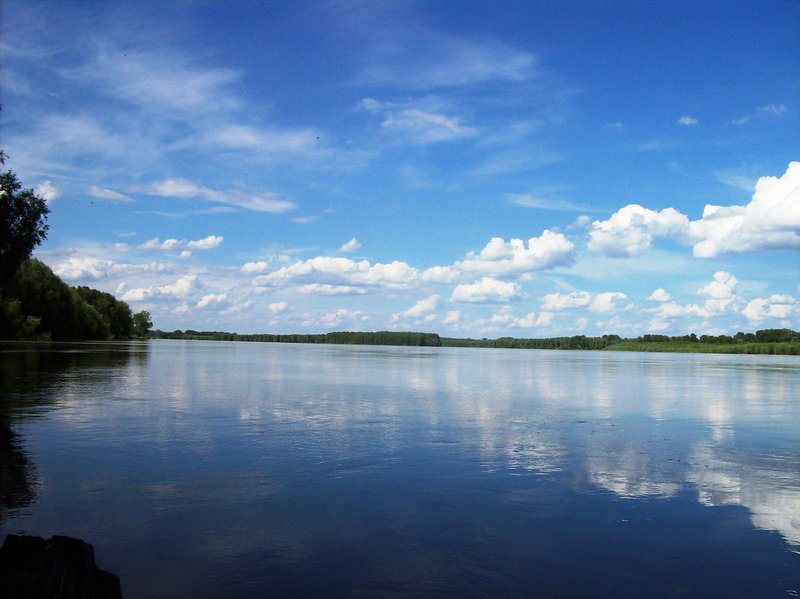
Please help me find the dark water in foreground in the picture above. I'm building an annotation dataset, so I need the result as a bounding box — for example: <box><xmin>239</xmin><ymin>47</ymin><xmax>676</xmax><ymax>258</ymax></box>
<box><xmin>1</xmin><ymin>340</ymin><xmax>798</xmax><ymax>598</ymax></box>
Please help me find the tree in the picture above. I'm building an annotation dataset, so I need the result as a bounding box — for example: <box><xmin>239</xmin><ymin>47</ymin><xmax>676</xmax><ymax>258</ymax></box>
<box><xmin>75</xmin><ymin>286</ymin><xmax>133</xmax><ymax>339</ymax></box>
<box><xmin>0</xmin><ymin>171</ymin><xmax>50</xmax><ymax>281</ymax></box>
<box><xmin>132</xmin><ymin>310</ymin><xmax>153</xmax><ymax>338</ymax></box>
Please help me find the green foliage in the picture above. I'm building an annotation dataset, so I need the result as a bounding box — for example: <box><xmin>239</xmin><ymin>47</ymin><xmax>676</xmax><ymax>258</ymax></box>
<box><xmin>0</xmin><ymin>259</ymin><xmax>136</xmax><ymax>341</ymax></box>
<box><xmin>147</xmin><ymin>328</ymin><xmax>798</xmax><ymax>355</ymax></box>
<box><xmin>0</xmin><ymin>171</ymin><xmax>50</xmax><ymax>281</ymax></box>
<box><xmin>132</xmin><ymin>310</ymin><xmax>153</xmax><ymax>338</ymax></box>
<box><xmin>75</xmin><ymin>286</ymin><xmax>133</xmax><ymax>339</ymax></box>
<box><xmin>151</xmin><ymin>329</ymin><xmax>442</xmax><ymax>346</ymax></box>
<box><xmin>3</xmin><ymin>259</ymin><xmax>109</xmax><ymax>340</ymax></box>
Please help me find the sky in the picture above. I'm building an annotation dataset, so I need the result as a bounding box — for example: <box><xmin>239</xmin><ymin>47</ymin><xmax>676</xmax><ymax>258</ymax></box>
<box><xmin>1</xmin><ymin>0</ymin><xmax>799</xmax><ymax>337</ymax></box>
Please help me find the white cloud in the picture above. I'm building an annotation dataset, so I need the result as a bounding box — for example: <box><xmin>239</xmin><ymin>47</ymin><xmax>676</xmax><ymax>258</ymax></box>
<box><xmin>456</xmin><ymin>230</ymin><xmax>574</xmax><ymax>275</ymax></box>
<box><xmin>482</xmin><ymin>305</ymin><xmax>550</xmax><ymax>330</ymax></box>
<box><xmin>254</xmin><ymin>256</ymin><xmax>419</xmax><ymax>291</ymax></box>
<box><xmin>451</xmin><ymin>277</ymin><xmax>521</xmax><ymax>303</ymax></box>
<box><xmin>88</xmin><ymin>186</ymin><xmax>133</xmax><ymax>203</ymax></box>
<box><xmin>541</xmin><ymin>291</ymin><xmax>592</xmax><ymax>311</ymax></box>
<box><xmin>742</xmin><ymin>295</ymin><xmax>797</xmax><ymax>323</ymax></box>
<box><xmin>421</xmin><ymin>265</ymin><xmax>460</xmax><ymax>284</ymax></box>
<box><xmin>204</xmin><ymin>124</ymin><xmax>323</xmax><ymax>157</ymax></box>
<box><xmin>35</xmin><ymin>180</ymin><xmax>60</xmax><ymax>202</ymax></box>
<box><xmin>358</xmin><ymin>30</ymin><xmax>538</xmax><ymax>90</ymax></box>
<box><xmin>296</xmin><ymin>284</ymin><xmax>368</xmax><ymax>295</ymax></box>
<box><xmin>442</xmin><ymin>310</ymin><xmax>461</xmax><ymax>324</ymax></box>
<box><xmin>588</xmin><ymin>205</ymin><xmax>690</xmax><ymax>257</ymax></box>
<box><xmin>121</xmin><ymin>274</ymin><xmax>199</xmax><ymax>302</ymax></box>
<box><xmin>241</xmin><ymin>261</ymin><xmax>269</xmax><ymax>274</ymax></box>
<box><xmin>268</xmin><ymin>301</ymin><xmax>289</xmax><ymax>314</ymax></box>
<box><xmin>69</xmin><ymin>47</ymin><xmax>241</xmax><ymax>116</ymax></box>
<box><xmin>339</xmin><ymin>238</ymin><xmax>362</xmax><ymax>253</ymax></box>
<box><xmin>507</xmin><ymin>190</ymin><xmax>595</xmax><ymax>213</ymax></box>
<box><xmin>53</xmin><ymin>257</ymin><xmax>113</xmax><ymax>280</ymax></box>
<box><xmin>677</xmin><ymin>116</ymin><xmax>698</xmax><ymax>126</ymax></box>
<box><xmin>362</xmin><ymin>99</ymin><xmax>476</xmax><ymax>144</ymax></box>
<box><xmin>587</xmin><ymin>163</ymin><xmax>800</xmax><ymax>259</ymax></box>
<box><xmin>698</xmin><ymin>271</ymin><xmax>737</xmax><ymax>301</ymax></box>
<box><xmin>757</xmin><ymin>103</ymin><xmax>787</xmax><ymax>116</ymax></box>
<box><xmin>392</xmin><ymin>295</ymin><xmax>440</xmax><ymax>321</ymax></box>
<box><xmin>149</xmin><ymin>178</ymin><xmax>297</xmax><ymax>213</ymax></box>
<box><xmin>590</xmin><ymin>292</ymin><xmax>631</xmax><ymax>313</ymax></box>
<box><xmin>139</xmin><ymin>235</ymin><xmax>223</xmax><ymax>252</ymax></box>
<box><xmin>688</xmin><ymin>161</ymin><xmax>800</xmax><ymax>257</ymax></box>
<box><xmin>647</xmin><ymin>288</ymin><xmax>672</xmax><ymax>302</ymax></box>
<box><xmin>381</xmin><ymin>108</ymin><xmax>476</xmax><ymax>143</ymax></box>
<box><xmin>187</xmin><ymin>235</ymin><xmax>223</xmax><ymax>250</ymax></box>
<box><xmin>303</xmin><ymin>308</ymin><xmax>368</xmax><ymax>329</ymax></box>
<box><xmin>196</xmin><ymin>293</ymin><xmax>227</xmax><ymax>308</ymax></box>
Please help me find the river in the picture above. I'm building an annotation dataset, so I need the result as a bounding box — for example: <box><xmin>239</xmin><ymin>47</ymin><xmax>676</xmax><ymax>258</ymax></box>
<box><xmin>1</xmin><ymin>340</ymin><xmax>798</xmax><ymax>598</ymax></box>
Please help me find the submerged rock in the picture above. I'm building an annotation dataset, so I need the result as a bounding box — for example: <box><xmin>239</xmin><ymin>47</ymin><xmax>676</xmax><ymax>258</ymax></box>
<box><xmin>0</xmin><ymin>534</ymin><xmax>121</xmax><ymax>599</ymax></box>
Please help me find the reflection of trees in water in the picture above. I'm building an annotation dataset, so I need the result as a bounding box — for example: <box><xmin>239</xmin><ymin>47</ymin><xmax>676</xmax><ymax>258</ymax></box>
<box><xmin>0</xmin><ymin>425</ymin><xmax>37</xmax><ymax>524</ymax></box>
<box><xmin>0</xmin><ymin>341</ymin><xmax>148</xmax><ymax>524</ymax></box>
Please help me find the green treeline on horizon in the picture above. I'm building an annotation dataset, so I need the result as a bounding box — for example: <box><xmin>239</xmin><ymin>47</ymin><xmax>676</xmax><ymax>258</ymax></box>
<box><xmin>149</xmin><ymin>327</ymin><xmax>800</xmax><ymax>355</ymax></box>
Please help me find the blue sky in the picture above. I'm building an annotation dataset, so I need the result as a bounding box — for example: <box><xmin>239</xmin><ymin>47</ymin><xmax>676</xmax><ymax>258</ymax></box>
<box><xmin>2</xmin><ymin>0</ymin><xmax>798</xmax><ymax>336</ymax></box>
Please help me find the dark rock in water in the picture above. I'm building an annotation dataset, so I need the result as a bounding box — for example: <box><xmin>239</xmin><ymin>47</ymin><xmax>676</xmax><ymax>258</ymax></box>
<box><xmin>0</xmin><ymin>534</ymin><xmax>121</xmax><ymax>599</ymax></box>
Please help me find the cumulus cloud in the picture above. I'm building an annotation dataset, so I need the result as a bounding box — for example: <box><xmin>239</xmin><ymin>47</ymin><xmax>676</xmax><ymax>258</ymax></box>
<box><xmin>121</xmin><ymin>274</ymin><xmax>199</xmax><ymax>301</ymax></box>
<box><xmin>88</xmin><ymin>186</ymin><xmax>133</xmax><ymax>203</ymax></box>
<box><xmin>140</xmin><ymin>235</ymin><xmax>223</xmax><ymax>252</ymax></box>
<box><xmin>339</xmin><ymin>238</ymin><xmax>362</xmax><ymax>253</ymax></box>
<box><xmin>187</xmin><ymin>235</ymin><xmax>223</xmax><ymax>250</ymax></box>
<box><xmin>541</xmin><ymin>291</ymin><xmax>592</xmax><ymax>310</ymax></box>
<box><xmin>35</xmin><ymin>180</ymin><xmax>60</xmax><ymax>202</ymax></box>
<box><xmin>442</xmin><ymin>310</ymin><xmax>461</xmax><ymax>324</ymax></box>
<box><xmin>196</xmin><ymin>293</ymin><xmax>227</xmax><ymax>308</ymax></box>
<box><xmin>456</xmin><ymin>230</ymin><xmax>574</xmax><ymax>275</ymax></box>
<box><xmin>677</xmin><ymin>116</ymin><xmax>698</xmax><ymax>126</ymax></box>
<box><xmin>588</xmin><ymin>205</ymin><xmax>690</xmax><ymax>257</ymax></box>
<box><xmin>268</xmin><ymin>301</ymin><xmax>288</xmax><ymax>314</ymax></box>
<box><xmin>254</xmin><ymin>257</ymin><xmax>418</xmax><ymax>291</ymax></box>
<box><xmin>481</xmin><ymin>305</ymin><xmax>550</xmax><ymax>330</ymax></box>
<box><xmin>392</xmin><ymin>295</ymin><xmax>440</xmax><ymax>322</ymax></box>
<box><xmin>451</xmin><ymin>277</ymin><xmax>521</xmax><ymax>303</ymax></box>
<box><xmin>647</xmin><ymin>288</ymin><xmax>672</xmax><ymax>302</ymax></box>
<box><xmin>742</xmin><ymin>295</ymin><xmax>797</xmax><ymax>323</ymax></box>
<box><xmin>303</xmin><ymin>308</ymin><xmax>369</xmax><ymax>329</ymax></box>
<box><xmin>648</xmin><ymin>271</ymin><xmax>741</xmax><ymax>322</ymax></box>
<box><xmin>241</xmin><ymin>261</ymin><xmax>269</xmax><ymax>273</ymax></box>
<box><xmin>53</xmin><ymin>257</ymin><xmax>113</xmax><ymax>280</ymax></box>
<box><xmin>590</xmin><ymin>292</ymin><xmax>631</xmax><ymax>313</ymax></box>
<box><xmin>296</xmin><ymin>284</ymin><xmax>368</xmax><ymax>295</ymax></box>
<box><xmin>421</xmin><ymin>265</ymin><xmax>460</xmax><ymax>284</ymax></box>
<box><xmin>688</xmin><ymin>161</ymin><xmax>800</xmax><ymax>257</ymax></box>
<box><xmin>588</xmin><ymin>163</ymin><xmax>800</xmax><ymax>259</ymax></box>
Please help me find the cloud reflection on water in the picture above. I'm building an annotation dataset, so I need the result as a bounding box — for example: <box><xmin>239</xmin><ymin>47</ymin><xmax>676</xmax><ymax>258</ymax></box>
<box><xmin>2</xmin><ymin>341</ymin><xmax>798</xmax><ymax>591</ymax></box>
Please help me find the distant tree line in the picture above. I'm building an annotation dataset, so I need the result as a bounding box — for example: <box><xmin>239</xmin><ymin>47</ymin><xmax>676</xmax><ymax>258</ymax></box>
<box><xmin>151</xmin><ymin>329</ymin><xmax>443</xmax><ymax>347</ymax></box>
<box><xmin>147</xmin><ymin>328</ymin><xmax>799</xmax><ymax>354</ymax></box>
<box><xmin>441</xmin><ymin>334</ymin><xmax>623</xmax><ymax>350</ymax></box>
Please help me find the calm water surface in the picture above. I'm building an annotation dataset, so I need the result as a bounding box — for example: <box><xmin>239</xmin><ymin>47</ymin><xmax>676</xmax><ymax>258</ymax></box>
<box><xmin>1</xmin><ymin>340</ymin><xmax>798</xmax><ymax>598</ymax></box>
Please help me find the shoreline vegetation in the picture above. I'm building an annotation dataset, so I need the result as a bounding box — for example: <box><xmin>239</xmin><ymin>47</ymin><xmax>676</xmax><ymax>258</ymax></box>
<box><xmin>149</xmin><ymin>328</ymin><xmax>800</xmax><ymax>355</ymax></box>
<box><xmin>1</xmin><ymin>262</ymin><xmax>797</xmax><ymax>355</ymax></box>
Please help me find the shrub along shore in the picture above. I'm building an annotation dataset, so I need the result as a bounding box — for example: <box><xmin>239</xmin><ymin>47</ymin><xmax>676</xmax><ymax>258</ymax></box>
<box><xmin>149</xmin><ymin>328</ymin><xmax>800</xmax><ymax>355</ymax></box>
